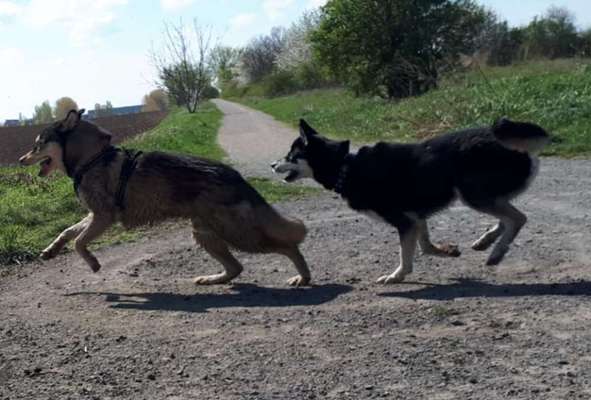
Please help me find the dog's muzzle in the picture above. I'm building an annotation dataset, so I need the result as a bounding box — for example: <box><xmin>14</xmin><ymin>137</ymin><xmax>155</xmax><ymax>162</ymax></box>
<box><xmin>271</xmin><ymin>159</ymin><xmax>300</xmax><ymax>182</ymax></box>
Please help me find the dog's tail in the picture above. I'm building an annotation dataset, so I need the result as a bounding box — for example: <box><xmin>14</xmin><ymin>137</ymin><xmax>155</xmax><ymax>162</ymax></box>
<box><xmin>492</xmin><ymin>117</ymin><xmax>551</xmax><ymax>154</ymax></box>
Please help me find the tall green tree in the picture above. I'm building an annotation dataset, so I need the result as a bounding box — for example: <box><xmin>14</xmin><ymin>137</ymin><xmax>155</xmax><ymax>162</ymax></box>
<box><xmin>524</xmin><ymin>6</ymin><xmax>578</xmax><ymax>59</ymax></box>
<box><xmin>32</xmin><ymin>100</ymin><xmax>53</xmax><ymax>124</ymax></box>
<box><xmin>152</xmin><ymin>19</ymin><xmax>214</xmax><ymax>113</ymax></box>
<box><xmin>210</xmin><ymin>45</ymin><xmax>241</xmax><ymax>83</ymax></box>
<box><xmin>311</xmin><ymin>0</ymin><xmax>487</xmax><ymax>98</ymax></box>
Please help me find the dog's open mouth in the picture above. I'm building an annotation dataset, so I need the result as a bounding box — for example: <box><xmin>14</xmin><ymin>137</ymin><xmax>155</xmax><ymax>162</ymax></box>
<box><xmin>38</xmin><ymin>157</ymin><xmax>53</xmax><ymax>177</ymax></box>
<box><xmin>283</xmin><ymin>170</ymin><xmax>298</xmax><ymax>183</ymax></box>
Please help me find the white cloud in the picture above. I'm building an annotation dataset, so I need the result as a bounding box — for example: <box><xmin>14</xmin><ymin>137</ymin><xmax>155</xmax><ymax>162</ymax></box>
<box><xmin>307</xmin><ymin>0</ymin><xmax>327</xmax><ymax>8</ymax></box>
<box><xmin>3</xmin><ymin>0</ymin><xmax>127</xmax><ymax>46</ymax></box>
<box><xmin>263</xmin><ymin>0</ymin><xmax>295</xmax><ymax>20</ymax></box>
<box><xmin>0</xmin><ymin>1</ymin><xmax>21</xmax><ymax>17</ymax></box>
<box><xmin>230</xmin><ymin>13</ymin><xmax>257</xmax><ymax>32</ymax></box>
<box><xmin>0</xmin><ymin>47</ymin><xmax>25</xmax><ymax>65</ymax></box>
<box><xmin>160</xmin><ymin>0</ymin><xmax>195</xmax><ymax>12</ymax></box>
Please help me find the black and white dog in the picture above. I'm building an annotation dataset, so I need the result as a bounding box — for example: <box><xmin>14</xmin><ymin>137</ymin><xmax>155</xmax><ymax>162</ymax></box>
<box><xmin>272</xmin><ymin>118</ymin><xmax>549</xmax><ymax>284</ymax></box>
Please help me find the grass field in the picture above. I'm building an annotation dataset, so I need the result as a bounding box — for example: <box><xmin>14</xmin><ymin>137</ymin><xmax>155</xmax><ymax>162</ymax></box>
<box><xmin>237</xmin><ymin>59</ymin><xmax>591</xmax><ymax>157</ymax></box>
<box><xmin>0</xmin><ymin>103</ymin><xmax>315</xmax><ymax>265</ymax></box>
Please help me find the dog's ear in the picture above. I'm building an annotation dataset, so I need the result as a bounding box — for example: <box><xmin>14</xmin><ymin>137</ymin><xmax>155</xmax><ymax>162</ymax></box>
<box><xmin>339</xmin><ymin>140</ymin><xmax>350</xmax><ymax>156</ymax></box>
<box><xmin>493</xmin><ymin>116</ymin><xmax>512</xmax><ymax>128</ymax></box>
<box><xmin>299</xmin><ymin>119</ymin><xmax>317</xmax><ymax>145</ymax></box>
<box><xmin>62</xmin><ymin>109</ymin><xmax>82</xmax><ymax>131</ymax></box>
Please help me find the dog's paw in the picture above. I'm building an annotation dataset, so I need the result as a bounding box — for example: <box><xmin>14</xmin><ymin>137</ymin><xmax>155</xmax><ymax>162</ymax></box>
<box><xmin>89</xmin><ymin>261</ymin><xmax>102</xmax><ymax>273</ymax></box>
<box><xmin>485</xmin><ymin>245</ymin><xmax>509</xmax><ymax>266</ymax></box>
<box><xmin>376</xmin><ymin>271</ymin><xmax>407</xmax><ymax>284</ymax></box>
<box><xmin>193</xmin><ymin>274</ymin><xmax>232</xmax><ymax>285</ymax></box>
<box><xmin>472</xmin><ymin>238</ymin><xmax>497</xmax><ymax>251</ymax></box>
<box><xmin>471</xmin><ymin>240</ymin><xmax>490</xmax><ymax>251</ymax></box>
<box><xmin>441</xmin><ymin>243</ymin><xmax>461</xmax><ymax>257</ymax></box>
<box><xmin>40</xmin><ymin>247</ymin><xmax>59</xmax><ymax>260</ymax></box>
<box><xmin>286</xmin><ymin>275</ymin><xmax>311</xmax><ymax>287</ymax></box>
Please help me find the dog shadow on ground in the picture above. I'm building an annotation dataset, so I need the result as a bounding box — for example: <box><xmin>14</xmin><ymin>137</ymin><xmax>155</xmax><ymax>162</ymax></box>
<box><xmin>66</xmin><ymin>283</ymin><xmax>352</xmax><ymax>313</ymax></box>
<box><xmin>380</xmin><ymin>278</ymin><xmax>591</xmax><ymax>301</ymax></box>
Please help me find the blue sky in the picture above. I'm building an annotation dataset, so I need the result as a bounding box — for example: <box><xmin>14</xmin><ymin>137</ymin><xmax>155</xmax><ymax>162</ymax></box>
<box><xmin>0</xmin><ymin>0</ymin><xmax>589</xmax><ymax>121</ymax></box>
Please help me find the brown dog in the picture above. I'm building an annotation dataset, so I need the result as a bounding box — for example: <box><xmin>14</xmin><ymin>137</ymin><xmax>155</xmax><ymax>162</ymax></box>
<box><xmin>19</xmin><ymin>109</ymin><xmax>311</xmax><ymax>286</ymax></box>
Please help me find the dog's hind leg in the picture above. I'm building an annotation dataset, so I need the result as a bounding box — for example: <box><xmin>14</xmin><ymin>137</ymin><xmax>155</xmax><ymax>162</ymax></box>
<box><xmin>472</xmin><ymin>201</ymin><xmax>526</xmax><ymax>265</ymax></box>
<box><xmin>277</xmin><ymin>246</ymin><xmax>311</xmax><ymax>287</ymax></box>
<box><xmin>418</xmin><ymin>220</ymin><xmax>461</xmax><ymax>257</ymax></box>
<box><xmin>41</xmin><ymin>213</ymin><xmax>92</xmax><ymax>260</ymax></box>
<box><xmin>472</xmin><ymin>222</ymin><xmax>505</xmax><ymax>251</ymax></box>
<box><xmin>192</xmin><ymin>229</ymin><xmax>244</xmax><ymax>285</ymax></box>
<box><xmin>377</xmin><ymin>223</ymin><xmax>419</xmax><ymax>284</ymax></box>
<box><xmin>73</xmin><ymin>213</ymin><xmax>114</xmax><ymax>273</ymax></box>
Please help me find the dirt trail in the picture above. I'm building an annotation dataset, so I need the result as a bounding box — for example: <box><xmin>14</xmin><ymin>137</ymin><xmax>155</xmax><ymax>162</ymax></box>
<box><xmin>213</xmin><ymin>99</ymin><xmax>299</xmax><ymax>179</ymax></box>
<box><xmin>2</xmin><ymin>102</ymin><xmax>591</xmax><ymax>399</ymax></box>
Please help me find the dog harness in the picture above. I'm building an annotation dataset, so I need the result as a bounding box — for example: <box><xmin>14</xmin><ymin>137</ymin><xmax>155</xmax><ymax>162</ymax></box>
<box><xmin>72</xmin><ymin>146</ymin><xmax>143</xmax><ymax>210</ymax></box>
<box><xmin>334</xmin><ymin>154</ymin><xmax>355</xmax><ymax>195</ymax></box>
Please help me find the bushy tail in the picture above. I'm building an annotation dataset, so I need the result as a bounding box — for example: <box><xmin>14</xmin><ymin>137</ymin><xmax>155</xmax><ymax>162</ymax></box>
<box><xmin>492</xmin><ymin>117</ymin><xmax>550</xmax><ymax>154</ymax></box>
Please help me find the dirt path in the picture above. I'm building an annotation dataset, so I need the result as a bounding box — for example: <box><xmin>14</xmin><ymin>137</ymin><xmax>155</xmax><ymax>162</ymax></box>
<box><xmin>213</xmin><ymin>99</ymin><xmax>299</xmax><ymax>179</ymax></box>
<box><xmin>2</xmin><ymin>102</ymin><xmax>591</xmax><ymax>399</ymax></box>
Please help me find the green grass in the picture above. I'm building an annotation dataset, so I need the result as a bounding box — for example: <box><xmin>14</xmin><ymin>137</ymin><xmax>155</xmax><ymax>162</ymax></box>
<box><xmin>0</xmin><ymin>102</ymin><xmax>314</xmax><ymax>265</ymax></box>
<box><xmin>237</xmin><ymin>59</ymin><xmax>591</xmax><ymax>157</ymax></box>
<box><xmin>248</xmin><ymin>177</ymin><xmax>319</xmax><ymax>203</ymax></box>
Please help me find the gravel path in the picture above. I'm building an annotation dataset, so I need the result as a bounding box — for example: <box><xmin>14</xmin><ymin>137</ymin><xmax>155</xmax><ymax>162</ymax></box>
<box><xmin>1</xmin><ymin>101</ymin><xmax>591</xmax><ymax>399</ymax></box>
<box><xmin>213</xmin><ymin>99</ymin><xmax>299</xmax><ymax>179</ymax></box>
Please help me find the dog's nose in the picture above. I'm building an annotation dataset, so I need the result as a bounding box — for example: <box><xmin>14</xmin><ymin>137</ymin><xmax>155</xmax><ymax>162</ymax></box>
<box><xmin>270</xmin><ymin>161</ymin><xmax>278</xmax><ymax>170</ymax></box>
<box><xmin>18</xmin><ymin>155</ymin><xmax>27</xmax><ymax>165</ymax></box>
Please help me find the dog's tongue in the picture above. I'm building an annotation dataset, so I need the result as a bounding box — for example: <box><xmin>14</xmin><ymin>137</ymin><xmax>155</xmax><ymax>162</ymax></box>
<box><xmin>39</xmin><ymin>159</ymin><xmax>51</xmax><ymax>177</ymax></box>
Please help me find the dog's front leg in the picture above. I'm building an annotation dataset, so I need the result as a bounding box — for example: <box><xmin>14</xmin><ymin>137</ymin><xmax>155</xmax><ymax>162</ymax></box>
<box><xmin>73</xmin><ymin>213</ymin><xmax>114</xmax><ymax>273</ymax></box>
<box><xmin>41</xmin><ymin>214</ymin><xmax>93</xmax><ymax>260</ymax></box>
<box><xmin>377</xmin><ymin>223</ymin><xmax>419</xmax><ymax>284</ymax></box>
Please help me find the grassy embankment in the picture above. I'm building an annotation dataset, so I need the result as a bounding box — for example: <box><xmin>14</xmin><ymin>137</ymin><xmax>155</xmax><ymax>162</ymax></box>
<box><xmin>237</xmin><ymin>59</ymin><xmax>591</xmax><ymax>157</ymax></box>
<box><xmin>0</xmin><ymin>102</ymin><xmax>315</xmax><ymax>264</ymax></box>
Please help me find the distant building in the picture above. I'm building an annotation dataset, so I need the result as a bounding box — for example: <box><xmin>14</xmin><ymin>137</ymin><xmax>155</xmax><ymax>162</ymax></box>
<box><xmin>84</xmin><ymin>105</ymin><xmax>144</xmax><ymax>120</ymax></box>
<box><xmin>3</xmin><ymin>119</ymin><xmax>20</xmax><ymax>127</ymax></box>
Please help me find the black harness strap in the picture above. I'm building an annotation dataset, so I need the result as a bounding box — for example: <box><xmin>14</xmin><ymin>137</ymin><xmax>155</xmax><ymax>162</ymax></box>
<box><xmin>73</xmin><ymin>146</ymin><xmax>119</xmax><ymax>195</ymax></box>
<box><xmin>114</xmin><ymin>148</ymin><xmax>143</xmax><ymax>210</ymax></box>
<box><xmin>72</xmin><ymin>146</ymin><xmax>142</xmax><ymax>211</ymax></box>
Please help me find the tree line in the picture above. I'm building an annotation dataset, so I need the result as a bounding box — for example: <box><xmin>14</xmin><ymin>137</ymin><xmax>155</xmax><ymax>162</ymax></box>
<box><xmin>14</xmin><ymin>1</ymin><xmax>591</xmax><ymax>121</ymax></box>
<box><xmin>212</xmin><ymin>1</ymin><xmax>591</xmax><ymax>100</ymax></box>
<box><xmin>11</xmin><ymin>90</ymin><xmax>169</xmax><ymax>126</ymax></box>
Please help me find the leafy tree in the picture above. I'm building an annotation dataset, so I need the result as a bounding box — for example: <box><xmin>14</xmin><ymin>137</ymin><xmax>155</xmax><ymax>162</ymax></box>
<box><xmin>54</xmin><ymin>97</ymin><xmax>79</xmax><ymax>120</ymax></box>
<box><xmin>481</xmin><ymin>20</ymin><xmax>526</xmax><ymax>66</ymax></box>
<box><xmin>524</xmin><ymin>6</ymin><xmax>578</xmax><ymax>59</ymax></box>
<box><xmin>142</xmin><ymin>94</ymin><xmax>160</xmax><ymax>112</ymax></box>
<box><xmin>240</xmin><ymin>27</ymin><xmax>286</xmax><ymax>82</ymax></box>
<box><xmin>210</xmin><ymin>45</ymin><xmax>242</xmax><ymax>83</ymax></box>
<box><xmin>275</xmin><ymin>10</ymin><xmax>321</xmax><ymax>71</ymax></box>
<box><xmin>152</xmin><ymin>19</ymin><xmax>214</xmax><ymax>113</ymax></box>
<box><xmin>32</xmin><ymin>101</ymin><xmax>53</xmax><ymax>124</ymax></box>
<box><xmin>311</xmin><ymin>0</ymin><xmax>488</xmax><ymax>98</ymax></box>
<box><xmin>578</xmin><ymin>28</ymin><xmax>591</xmax><ymax>57</ymax></box>
<box><xmin>142</xmin><ymin>89</ymin><xmax>169</xmax><ymax>112</ymax></box>
<box><xmin>94</xmin><ymin>101</ymin><xmax>114</xmax><ymax>118</ymax></box>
